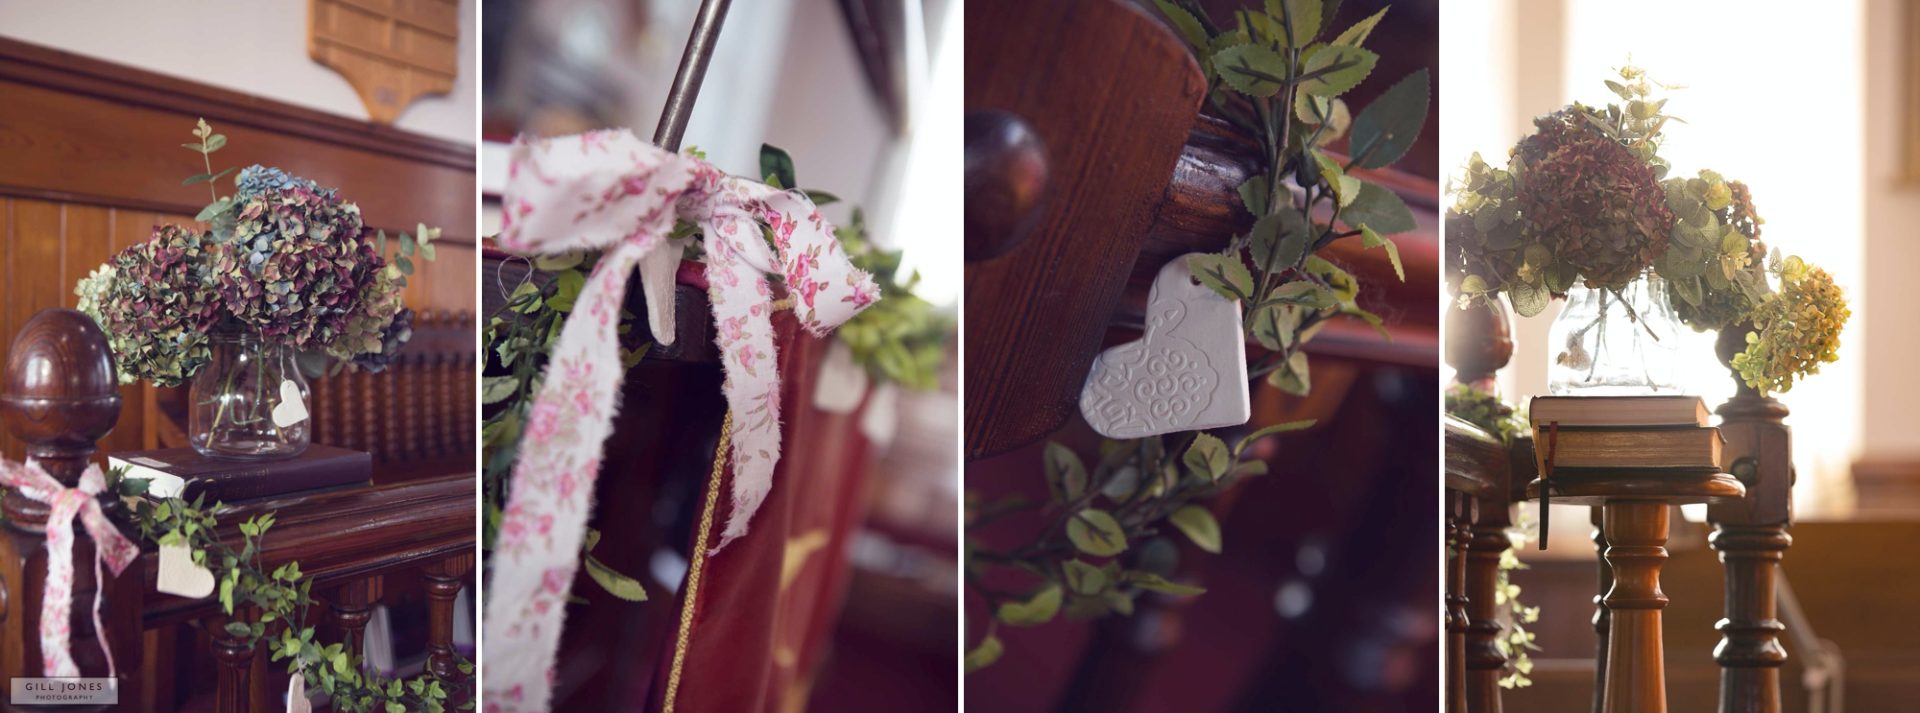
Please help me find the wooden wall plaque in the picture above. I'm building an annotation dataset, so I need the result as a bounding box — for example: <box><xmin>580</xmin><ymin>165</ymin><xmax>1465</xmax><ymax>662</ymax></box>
<box><xmin>309</xmin><ymin>0</ymin><xmax>461</xmax><ymax>125</ymax></box>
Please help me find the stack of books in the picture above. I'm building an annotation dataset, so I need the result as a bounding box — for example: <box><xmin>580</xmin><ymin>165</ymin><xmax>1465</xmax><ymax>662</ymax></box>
<box><xmin>108</xmin><ymin>445</ymin><xmax>372</xmax><ymax>502</ymax></box>
<box><xmin>1528</xmin><ymin>395</ymin><xmax>1723</xmax><ymax>473</ymax></box>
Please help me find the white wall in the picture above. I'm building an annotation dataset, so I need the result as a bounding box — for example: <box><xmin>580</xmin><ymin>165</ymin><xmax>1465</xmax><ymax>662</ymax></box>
<box><xmin>1861</xmin><ymin>0</ymin><xmax>1920</xmax><ymax>463</ymax></box>
<box><xmin>0</xmin><ymin>0</ymin><xmax>477</xmax><ymax>145</ymax></box>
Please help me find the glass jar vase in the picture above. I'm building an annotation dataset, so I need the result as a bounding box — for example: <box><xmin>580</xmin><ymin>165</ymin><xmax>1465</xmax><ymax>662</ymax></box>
<box><xmin>1546</xmin><ymin>271</ymin><xmax>1683</xmax><ymax>396</ymax></box>
<box><xmin>189</xmin><ymin>329</ymin><xmax>311</xmax><ymax>460</ymax></box>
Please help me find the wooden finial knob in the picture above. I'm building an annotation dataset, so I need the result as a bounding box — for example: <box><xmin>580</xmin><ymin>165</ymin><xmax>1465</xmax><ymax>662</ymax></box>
<box><xmin>1445</xmin><ymin>299</ymin><xmax>1514</xmax><ymax>387</ymax></box>
<box><xmin>1</xmin><ymin>308</ymin><xmax>121</xmax><ymax>487</ymax></box>
<box><xmin>965</xmin><ymin>110</ymin><xmax>1049</xmax><ymax>262</ymax></box>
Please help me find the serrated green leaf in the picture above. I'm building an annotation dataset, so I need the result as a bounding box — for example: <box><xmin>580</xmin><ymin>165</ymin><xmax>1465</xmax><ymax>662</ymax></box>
<box><xmin>964</xmin><ymin>634</ymin><xmax>1004</xmax><ymax>673</ymax></box>
<box><xmin>1152</xmin><ymin>0</ymin><xmax>1209</xmax><ymax>50</ymax></box>
<box><xmin>1237</xmin><ymin>175</ymin><xmax>1270</xmax><ymax>216</ymax></box>
<box><xmin>1312</xmin><ymin>151</ymin><xmax>1359</xmax><ymax>207</ymax></box>
<box><xmin>1249</xmin><ymin>210</ymin><xmax>1308</xmax><ymax>274</ymax></box>
<box><xmin>1250</xmin><ymin>303</ymin><xmax>1298</xmax><ymax>351</ymax></box>
<box><xmin>1181</xmin><ymin>432</ymin><xmax>1230</xmax><ymax>481</ymax></box>
<box><xmin>1299</xmin><ymin>45</ymin><xmax>1377</xmax><ymax>97</ymax></box>
<box><xmin>1343</xmin><ymin>180</ymin><xmax>1415</xmax><ymax>233</ymax></box>
<box><xmin>1361</xmin><ymin>226</ymin><xmax>1405</xmax><ymax>281</ymax></box>
<box><xmin>1188</xmin><ymin>253</ymin><xmax>1254</xmax><ymax>301</ymax></box>
<box><xmin>585</xmin><ymin>555</ymin><xmax>648</xmax><ymax>601</ymax></box>
<box><xmin>997</xmin><ymin>583</ymin><xmax>1064</xmax><ymax>626</ymax></box>
<box><xmin>1066</xmin><ymin>510</ymin><xmax>1128</xmax><ymax>557</ymax></box>
<box><xmin>1213</xmin><ymin>44</ymin><xmax>1289</xmax><ymax>98</ymax></box>
<box><xmin>1234</xmin><ymin>419</ymin><xmax>1317</xmax><ymax>455</ymax></box>
<box><xmin>547</xmin><ymin>269</ymin><xmax>586</xmax><ymax>313</ymax></box>
<box><xmin>1330</xmin><ymin>6</ymin><xmax>1388</xmax><ymax>46</ymax></box>
<box><xmin>1169</xmin><ymin>506</ymin><xmax>1223</xmax><ymax>554</ymax></box>
<box><xmin>1268</xmin><ymin>351</ymin><xmax>1311</xmax><ymax>395</ymax></box>
<box><xmin>1268</xmin><ymin>0</ymin><xmax>1322</xmax><ymax>48</ymax></box>
<box><xmin>1348</xmin><ymin>69</ymin><xmax>1429</xmax><ymax>169</ymax></box>
<box><xmin>1043</xmin><ymin>442</ymin><xmax>1088</xmax><ymax>502</ymax></box>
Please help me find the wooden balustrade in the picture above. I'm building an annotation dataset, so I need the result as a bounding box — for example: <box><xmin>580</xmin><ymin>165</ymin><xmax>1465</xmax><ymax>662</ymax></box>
<box><xmin>1445</xmin><ymin>297</ymin><xmax>1798</xmax><ymax>713</ymax></box>
<box><xmin>0</xmin><ymin>308</ymin><xmax>475</xmax><ymax>712</ymax></box>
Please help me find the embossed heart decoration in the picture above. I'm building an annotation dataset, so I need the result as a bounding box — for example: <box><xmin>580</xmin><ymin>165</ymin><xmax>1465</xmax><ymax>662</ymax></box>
<box><xmin>1080</xmin><ymin>254</ymin><xmax>1251</xmax><ymax>438</ymax></box>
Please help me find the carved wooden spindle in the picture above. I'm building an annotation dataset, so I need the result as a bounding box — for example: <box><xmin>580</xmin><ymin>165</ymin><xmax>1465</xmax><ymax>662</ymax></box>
<box><xmin>1446</xmin><ymin>299</ymin><xmax>1515</xmax><ymax>390</ymax></box>
<box><xmin>210</xmin><ymin>613</ymin><xmax>257</xmax><ymax>713</ymax></box>
<box><xmin>1600</xmin><ymin>502</ymin><xmax>1671</xmax><ymax>713</ymax></box>
<box><xmin>332</xmin><ymin>577</ymin><xmax>384</xmax><ymax>665</ymax></box>
<box><xmin>964</xmin><ymin>110</ymin><xmax>1050</xmax><ymax>262</ymax></box>
<box><xmin>1591</xmin><ymin>507</ymin><xmax>1612</xmax><ymax>713</ymax></box>
<box><xmin>361</xmin><ymin>367</ymin><xmax>379</xmax><ymax>462</ymax></box>
<box><xmin>1465</xmin><ymin>488</ymin><xmax>1511</xmax><ymax>712</ymax></box>
<box><xmin>0</xmin><ymin>309</ymin><xmax>142</xmax><ymax>686</ymax></box>
<box><xmin>1445</xmin><ymin>491</ymin><xmax>1471</xmax><ymax>713</ymax></box>
<box><xmin>1708</xmin><ymin>325</ymin><xmax>1793</xmax><ymax>713</ymax></box>
<box><xmin>423</xmin><ymin>552</ymin><xmax>474</xmax><ymax>683</ymax></box>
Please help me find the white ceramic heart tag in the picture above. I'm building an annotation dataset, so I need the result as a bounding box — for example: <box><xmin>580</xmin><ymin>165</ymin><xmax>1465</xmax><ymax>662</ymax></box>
<box><xmin>1079</xmin><ymin>254</ymin><xmax>1250</xmax><ymax>438</ymax></box>
<box><xmin>271</xmin><ymin>380</ymin><xmax>308</xmax><ymax>428</ymax></box>
<box><xmin>286</xmin><ymin>671</ymin><xmax>311</xmax><ymax>713</ymax></box>
<box><xmin>156</xmin><ymin>541</ymin><xmax>216</xmax><ymax>599</ymax></box>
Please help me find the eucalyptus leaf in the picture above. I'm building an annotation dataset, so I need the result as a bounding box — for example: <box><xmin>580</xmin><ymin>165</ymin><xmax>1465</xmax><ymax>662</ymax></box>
<box><xmin>964</xmin><ymin>634</ymin><xmax>1004</xmax><ymax>673</ymax></box>
<box><xmin>996</xmin><ymin>583</ymin><xmax>1064</xmax><ymax>626</ymax></box>
<box><xmin>1169</xmin><ymin>506</ymin><xmax>1223</xmax><ymax>554</ymax></box>
<box><xmin>1043</xmin><ymin>441</ymin><xmax>1088</xmax><ymax>502</ymax></box>
<box><xmin>1128</xmin><ymin>572</ymin><xmax>1207</xmax><ymax>596</ymax></box>
<box><xmin>1063</xmin><ymin>559</ymin><xmax>1109</xmax><ymax>595</ymax></box>
<box><xmin>1234</xmin><ymin>419</ymin><xmax>1317</xmax><ymax>455</ymax></box>
<box><xmin>584</xmin><ymin>555</ymin><xmax>648</xmax><ymax>601</ymax></box>
<box><xmin>1066</xmin><ymin>510</ymin><xmax>1128</xmax><ymax>557</ymax></box>
<box><xmin>1509</xmin><ymin>280</ymin><xmax>1549</xmax><ymax>317</ymax></box>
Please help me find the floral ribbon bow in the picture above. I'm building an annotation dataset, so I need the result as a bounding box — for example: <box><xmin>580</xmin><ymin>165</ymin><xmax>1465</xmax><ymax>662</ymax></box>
<box><xmin>482</xmin><ymin>129</ymin><xmax>878</xmax><ymax>710</ymax></box>
<box><xmin>0</xmin><ymin>461</ymin><xmax>140</xmax><ymax>678</ymax></box>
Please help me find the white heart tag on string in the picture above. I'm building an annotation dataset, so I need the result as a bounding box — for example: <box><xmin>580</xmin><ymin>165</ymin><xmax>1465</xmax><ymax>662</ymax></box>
<box><xmin>286</xmin><ymin>667</ymin><xmax>311</xmax><ymax>713</ymax></box>
<box><xmin>1079</xmin><ymin>254</ymin><xmax>1250</xmax><ymax>438</ymax></box>
<box><xmin>156</xmin><ymin>541</ymin><xmax>215</xmax><ymax>599</ymax></box>
<box><xmin>272</xmin><ymin>380</ymin><xmax>308</xmax><ymax>428</ymax></box>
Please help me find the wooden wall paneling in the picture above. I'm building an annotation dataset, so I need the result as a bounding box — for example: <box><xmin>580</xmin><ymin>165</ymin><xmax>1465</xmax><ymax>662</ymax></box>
<box><xmin>0</xmin><ymin>38</ymin><xmax>475</xmax><ymax>245</ymax></box>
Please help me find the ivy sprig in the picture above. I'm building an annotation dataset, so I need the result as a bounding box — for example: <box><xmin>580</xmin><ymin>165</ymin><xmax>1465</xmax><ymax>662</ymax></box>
<box><xmin>108</xmin><ymin>467</ymin><xmax>475</xmax><ymax>712</ymax></box>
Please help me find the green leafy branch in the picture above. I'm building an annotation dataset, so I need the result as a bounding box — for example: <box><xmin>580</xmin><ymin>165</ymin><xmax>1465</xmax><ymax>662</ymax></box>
<box><xmin>108</xmin><ymin>468</ymin><xmax>474</xmax><ymax>712</ymax></box>
<box><xmin>1157</xmin><ymin>0</ymin><xmax>1427</xmax><ymax>396</ymax></box>
<box><xmin>963</xmin><ymin>421</ymin><xmax>1313</xmax><ymax>672</ymax></box>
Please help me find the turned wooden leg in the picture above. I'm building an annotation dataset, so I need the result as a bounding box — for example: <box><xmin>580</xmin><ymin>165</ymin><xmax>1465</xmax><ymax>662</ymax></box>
<box><xmin>424</xmin><ymin>553</ymin><xmax>475</xmax><ymax>682</ymax></box>
<box><xmin>1710</xmin><ymin>524</ymin><xmax>1790</xmax><ymax>713</ymax></box>
<box><xmin>1465</xmin><ymin>496</ymin><xmax>1510</xmax><ymax>712</ymax></box>
<box><xmin>1601</xmin><ymin>501</ymin><xmax>1671</xmax><ymax>713</ymax></box>
<box><xmin>211</xmin><ymin>615</ymin><xmax>256</xmax><ymax>713</ymax></box>
<box><xmin>1592</xmin><ymin>507</ymin><xmax>1611</xmax><ymax>713</ymax></box>
<box><xmin>1445</xmin><ymin>491</ymin><xmax>1470</xmax><ymax>713</ymax></box>
<box><xmin>332</xmin><ymin>577</ymin><xmax>384</xmax><ymax>666</ymax></box>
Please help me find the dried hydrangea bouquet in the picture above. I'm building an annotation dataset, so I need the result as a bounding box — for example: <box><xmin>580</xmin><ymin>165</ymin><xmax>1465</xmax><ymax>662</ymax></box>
<box><xmin>1446</xmin><ymin>67</ymin><xmax>1849</xmax><ymax>397</ymax></box>
<box><xmin>75</xmin><ymin>120</ymin><xmax>436</xmax><ymax>459</ymax></box>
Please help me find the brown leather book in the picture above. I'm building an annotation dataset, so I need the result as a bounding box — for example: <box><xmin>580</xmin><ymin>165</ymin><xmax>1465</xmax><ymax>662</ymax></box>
<box><xmin>1530</xmin><ymin>425</ymin><xmax>1724</xmax><ymax>472</ymax></box>
<box><xmin>108</xmin><ymin>445</ymin><xmax>372</xmax><ymax>502</ymax></box>
<box><xmin>1527</xmin><ymin>395</ymin><xmax>1711</xmax><ymax>427</ymax></box>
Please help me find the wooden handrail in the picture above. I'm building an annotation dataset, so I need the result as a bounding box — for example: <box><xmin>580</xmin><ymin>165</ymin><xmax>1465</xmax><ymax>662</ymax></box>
<box><xmin>0</xmin><ymin>309</ymin><xmax>475</xmax><ymax>711</ymax></box>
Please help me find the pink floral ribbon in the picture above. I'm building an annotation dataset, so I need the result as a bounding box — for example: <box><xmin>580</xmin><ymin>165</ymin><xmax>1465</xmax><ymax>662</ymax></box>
<box><xmin>0</xmin><ymin>461</ymin><xmax>140</xmax><ymax>678</ymax></box>
<box><xmin>482</xmin><ymin>129</ymin><xmax>877</xmax><ymax>711</ymax></box>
